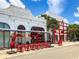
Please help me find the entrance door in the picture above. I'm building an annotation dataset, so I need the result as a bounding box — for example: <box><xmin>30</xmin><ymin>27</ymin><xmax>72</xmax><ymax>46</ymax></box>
<box><xmin>17</xmin><ymin>25</ymin><xmax>26</xmax><ymax>44</ymax></box>
<box><xmin>31</xmin><ymin>27</ymin><xmax>45</xmax><ymax>43</ymax></box>
<box><xmin>0</xmin><ymin>23</ymin><xmax>10</xmax><ymax>48</ymax></box>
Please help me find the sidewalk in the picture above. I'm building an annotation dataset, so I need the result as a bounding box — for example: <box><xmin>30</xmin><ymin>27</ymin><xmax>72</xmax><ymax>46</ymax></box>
<box><xmin>0</xmin><ymin>42</ymin><xmax>79</xmax><ymax>59</ymax></box>
<box><xmin>51</xmin><ymin>41</ymin><xmax>79</xmax><ymax>47</ymax></box>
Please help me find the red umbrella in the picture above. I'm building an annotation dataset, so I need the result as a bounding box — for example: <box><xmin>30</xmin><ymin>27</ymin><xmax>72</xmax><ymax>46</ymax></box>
<box><xmin>10</xmin><ymin>33</ymin><xmax>23</xmax><ymax>48</ymax></box>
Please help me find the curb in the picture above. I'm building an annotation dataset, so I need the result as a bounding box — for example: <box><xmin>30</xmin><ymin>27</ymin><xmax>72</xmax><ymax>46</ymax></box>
<box><xmin>52</xmin><ymin>42</ymin><xmax>79</xmax><ymax>48</ymax></box>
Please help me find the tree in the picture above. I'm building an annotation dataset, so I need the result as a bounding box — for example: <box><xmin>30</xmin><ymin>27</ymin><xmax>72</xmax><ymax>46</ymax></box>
<box><xmin>41</xmin><ymin>14</ymin><xmax>59</xmax><ymax>31</ymax></box>
<box><xmin>68</xmin><ymin>24</ymin><xmax>79</xmax><ymax>41</ymax></box>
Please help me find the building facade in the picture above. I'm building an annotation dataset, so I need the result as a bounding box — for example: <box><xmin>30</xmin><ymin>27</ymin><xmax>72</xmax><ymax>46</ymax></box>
<box><xmin>0</xmin><ymin>5</ymin><xmax>47</xmax><ymax>48</ymax></box>
<box><xmin>47</xmin><ymin>13</ymin><xmax>68</xmax><ymax>44</ymax></box>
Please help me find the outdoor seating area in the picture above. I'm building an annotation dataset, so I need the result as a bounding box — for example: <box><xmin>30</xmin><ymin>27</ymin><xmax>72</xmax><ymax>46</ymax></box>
<box><xmin>16</xmin><ymin>42</ymin><xmax>50</xmax><ymax>52</ymax></box>
<box><xmin>0</xmin><ymin>29</ymin><xmax>51</xmax><ymax>54</ymax></box>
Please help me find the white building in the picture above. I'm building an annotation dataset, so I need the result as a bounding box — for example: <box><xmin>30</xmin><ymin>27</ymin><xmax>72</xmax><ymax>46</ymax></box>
<box><xmin>0</xmin><ymin>5</ymin><xmax>47</xmax><ymax>48</ymax></box>
<box><xmin>0</xmin><ymin>5</ymin><xmax>47</xmax><ymax>31</ymax></box>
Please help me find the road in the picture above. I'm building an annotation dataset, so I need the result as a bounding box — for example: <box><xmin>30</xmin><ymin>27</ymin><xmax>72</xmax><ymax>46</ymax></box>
<box><xmin>8</xmin><ymin>45</ymin><xmax>79</xmax><ymax>59</ymax></box>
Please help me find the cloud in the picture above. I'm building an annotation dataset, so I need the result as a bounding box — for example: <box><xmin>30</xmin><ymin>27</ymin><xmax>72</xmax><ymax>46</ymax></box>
<box><xmin>63</xmin><ymin>18</ymin><xmax>69</xmax><ymax>23</ymax></box>
<box><xmin>45</xmin><ymin>12</ymin><xmax>69</xmax><ymax>23</ymax></box>
<box><xmin>47</xmin><ymin>0</ymin><xmax>66</xmax><ymax>15</ymax></box>
<box><xmin>0</xmin><ymin>0</ymin><xmax>10</xmax><ymax>9</ymax></box>
<box><xmin>75</xmin><ymin>21</ymin><xmax>79</xmax><ymax>24</ymax></box>
<box><xmin>9</xmin><ymin>0</ymin><xmax>25</xmax><ymax>8</ymax></box>
<box><xmin>74</xmin><ymin>7</ymin><xmax>79</xmax><ymax>17</ymax></box>
<box><xmin>32</xmin><ymin>0</ymin><xmax>41</xmax><ymax>2</ymax></box>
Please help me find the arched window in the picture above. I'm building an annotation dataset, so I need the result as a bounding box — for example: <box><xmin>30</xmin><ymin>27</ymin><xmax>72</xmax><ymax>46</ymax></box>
<box><xmin>0</xmin><ymin>23</ymin><xmax>10</xmax><ymax>29</ymax></box>
<box><xmin>17</xmin><ymin>25</ymin><xmax>25</xmax><ymax>30</ymax></box>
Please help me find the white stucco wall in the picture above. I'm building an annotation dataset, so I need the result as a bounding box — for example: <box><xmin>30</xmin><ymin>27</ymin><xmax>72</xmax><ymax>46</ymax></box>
<box><xmin>0</xmin><ymin>5</ymin><xmax>47</xmax><ymax>31</ymax></box>
<box><xmin>0</xmin><ymin>14</ymin><xmax>47</xmax><ymax>31</ymax></box>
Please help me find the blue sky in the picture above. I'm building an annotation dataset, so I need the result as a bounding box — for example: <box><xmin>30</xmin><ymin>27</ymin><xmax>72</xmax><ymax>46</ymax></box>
<box><xmin>22</xmin><ymin>0</ymin><xmax>48</xmax><ymax>16</ymax></box>
<box><xmin>21</xmin><ymin>0</ymin><xmax>79</xmax><ymax>24</ymax></box>
<box><xmin>1</xmin><ymin>0</ymin><xmax>79</xmax><ymax>24</ymax></box>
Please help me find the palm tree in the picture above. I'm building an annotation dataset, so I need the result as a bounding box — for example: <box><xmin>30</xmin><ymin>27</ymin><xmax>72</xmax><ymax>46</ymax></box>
<box><xmin>41</xmin><ymin>14</ymin><xmax>59</xmax><ymax>31</ymax></box>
